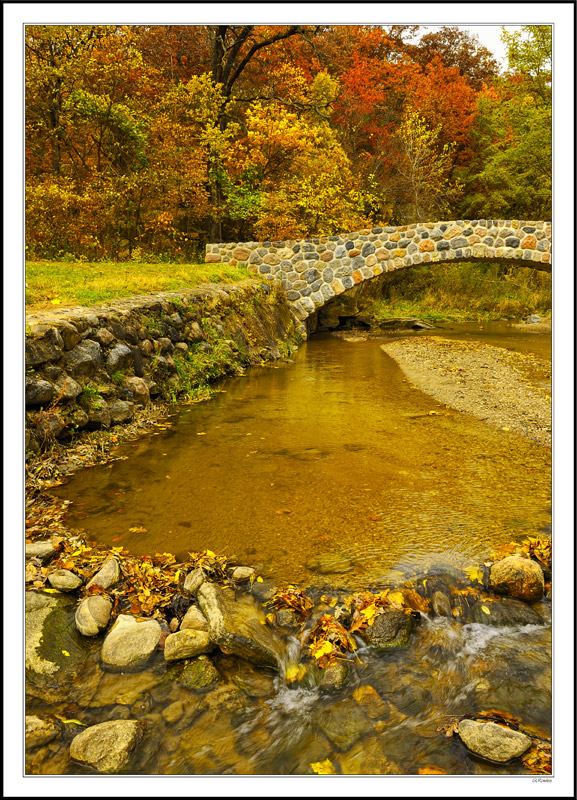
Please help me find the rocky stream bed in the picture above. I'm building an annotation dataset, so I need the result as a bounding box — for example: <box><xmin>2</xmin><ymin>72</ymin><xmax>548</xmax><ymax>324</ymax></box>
<box><xmin>23</xmin><ymin>316</ymin><xmax>553</xmax><ymax>777</ymax></box>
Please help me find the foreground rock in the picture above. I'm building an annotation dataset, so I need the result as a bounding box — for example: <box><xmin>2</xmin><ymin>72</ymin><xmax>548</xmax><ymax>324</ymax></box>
<box><xmin>25</xmin><ymin>716</ymin><xmax>60</xmax><ymax>749</ymax></box>
<box><xmin>179</xmin><ymin>656</ymin><xmax>220</xmax><ymax>690</ymax></box>
<box><xmin>69</xmin><ymin>719</ymin><xmax>147</xmax><ymax>773</ymax></box>
<box><xmin>231</xmin><ymin>566</ymin><xmax>255</xmax><ymax>582</ymax></box>
<box><xmin>100</xmin><ymin>615</ymin><xmax>162</xmax><ymax>669</ymax></box>
<box><xmin>87</xmin><ymin>557</ymin><xmax>121</xmax><ymax>591</ymax></box>
<box><xmin>489</xmin><ymin>555</ymin><xmax>544</xmax><ymax>601</ymax></box>
<box><xmin>468</xmin><ymin>597</ymin><xmax>543</xmax><ymax>627</ymax></box>
<box><xmin>48</xmin><ymin>569</ymin><xmax>83</xmax><ymax>592</ymax></box>
<box><xmin>75</xmin><ymin>596</ymin><xmax>112</xmax><ymax>637</ymax></box>
<box><xmin>180</xmin><ymin>605</ymin><xmax>209</xmax><ymax>632</ymax></box>
<box><xmin>458</xmin><ymin>719</ymin><xmax>531</xmax><ymax>763</ymax></box>
<box><xmin>25</xmin><ymin>540</ymin><xmax>57</xmax><ymax>563</ymax></box>
<box><xmin>197</xmin><ymin>583</ymin><xmax>285</xmax><ymax>670</ymax></box>
<box><xmin>183</xmin><ymin>567</ymin><xmax>205</xmax><ymax>595</ymax></box>
<box><xmin>163</xmin><ymin>629</ymin><xmax>212</xmax><ymax>662</ymax></box>
<box><xmin>361</xmin><ymin>608</ymin><xmax>414</xmax><ymax>650</ymax></box>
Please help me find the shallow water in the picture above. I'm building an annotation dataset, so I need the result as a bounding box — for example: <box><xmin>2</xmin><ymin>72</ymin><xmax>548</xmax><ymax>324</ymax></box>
<box><xmin>30</xmin><ymin>321</ymin><xmax>552</xmax><ymax>776</ymax></box>
<box><xmin>57</xmin><ymin>321</ymin><xmax>551</xmax><ymax>588</ymax></box>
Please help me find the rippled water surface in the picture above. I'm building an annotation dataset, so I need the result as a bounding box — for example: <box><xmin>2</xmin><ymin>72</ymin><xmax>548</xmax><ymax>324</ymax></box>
<box><xmin>58</xmin><ymin>322</ymin><xmax>551</xmax><ymax>587</ymax></box>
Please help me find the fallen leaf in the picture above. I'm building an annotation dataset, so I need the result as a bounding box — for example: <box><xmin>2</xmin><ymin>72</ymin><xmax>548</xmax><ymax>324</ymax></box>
<box><xmin>61</xmin><ymin>649</ymin><xmax>70</xmax><ymax>657</ymax></box>
<box><xmin>481</xmin><ymin>605</ymin><xmax>491</xmax><ymax>615</ymax></box>
<box><xmin>310</xmin><ymin>759</ymin><xmax>336</xmax><ymax>775</ymax></box>
<box><xmin>129</xmin><ymin>526</ymin><xmax>147</xmax><ymax>534</ymax></box>
<box><xmin>196</xmin><ymin>432</ymin><xmax>206</xmax><ymax>436</ymax></box>
<box><xmin>418</xmin><ymin>765</ymin><xmax>447</xmax><ymax>774</ymax></box>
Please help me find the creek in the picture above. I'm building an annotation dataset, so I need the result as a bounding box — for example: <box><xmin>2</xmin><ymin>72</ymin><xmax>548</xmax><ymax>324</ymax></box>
<box><xmin>29</xmin><ymin>321</ymin><xmax>551</xmax><ymax>775</ymax></box>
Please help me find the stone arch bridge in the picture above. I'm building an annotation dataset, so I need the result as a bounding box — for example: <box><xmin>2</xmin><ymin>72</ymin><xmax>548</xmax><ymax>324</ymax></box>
<box><xmin>205</xmin><ymin>219</ymin><xmax>551</xmax><ymax>323</ymax></box>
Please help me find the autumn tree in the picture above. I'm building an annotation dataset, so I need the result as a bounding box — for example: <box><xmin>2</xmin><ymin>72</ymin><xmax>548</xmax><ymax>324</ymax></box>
<box><xmin>460</xmin><ymin>25</ymin><xmax>551</xmax><ymax>219</ymax></box>
<box><xmin>396</xmin><ymin>110</ymin><xmax>463</xmax><ymax>222</ymax></box>
<box><xmin>406</xmin><ymin>26</ymin><xmax>499</xmax><ymax>91</ymax></box>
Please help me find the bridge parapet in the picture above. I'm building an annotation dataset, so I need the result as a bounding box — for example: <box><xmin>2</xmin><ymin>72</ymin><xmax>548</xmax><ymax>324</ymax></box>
<box><xmin>206</xmin><ymin>219</ymin><xmax>551</xmax><ymax>321</ymax></box>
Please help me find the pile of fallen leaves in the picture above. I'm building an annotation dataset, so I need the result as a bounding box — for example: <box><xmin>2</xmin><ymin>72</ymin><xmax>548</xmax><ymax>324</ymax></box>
<box><xmin>307</xmin><ymin>614</ymin><xmax>357</xmax><ymax>668</ymax></box>
<box><xmin>27</xmin><ymin>530</ymin><xmax>237</xmax><ymax>619</ymax></box>
<box><xmin>346</xmin><ymin>587</ymin><xmax>429</xmax><ymax>634</ymax></box>
<box><xmin>266</xmin><ymin>585</ymin><xmax>313</xmax><ymax>620</ymax></box>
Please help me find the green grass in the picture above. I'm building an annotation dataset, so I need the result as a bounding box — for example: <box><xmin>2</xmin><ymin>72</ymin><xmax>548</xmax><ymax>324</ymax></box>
<box><xmin>368</xmin><ymin>261</ymin><xmax>552</xmax><ymax>323</ymax></box>
<box><xmin>25</xmin><ymin>260</ymin><xmax>251</xmax><ymax>312</ymax></box>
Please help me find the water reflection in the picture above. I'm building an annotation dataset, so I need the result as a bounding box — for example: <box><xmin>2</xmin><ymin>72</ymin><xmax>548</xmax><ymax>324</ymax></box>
<box><xmin>57</xmin><ymin>322</ymin><xmax>551</xmax><ymax>588</ymax></box>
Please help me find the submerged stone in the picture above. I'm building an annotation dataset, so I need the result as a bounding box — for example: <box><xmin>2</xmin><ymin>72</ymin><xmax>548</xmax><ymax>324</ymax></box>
<box><xmin>313</xmin><ymin>698</ymin><xmax>373</xmax><ymax>752</ymax></box>
<box><xmin>468</xmin><ymin>597</ymin><xmax>543</xmax><ymax>627</ymax></box>
<box><xmin>25</xmin><ymin>716</ymin><xmax>61</xmax><ymax>749</ymax></box>
<box><xmin>179</xmin><ymin>655</ymin><xmax>220</xmax><ymax>690</ymax></box>
<box><xmin>305</xmin><ymin>552</ymin><xmax>353</xmax><ymax>574</ymax></box>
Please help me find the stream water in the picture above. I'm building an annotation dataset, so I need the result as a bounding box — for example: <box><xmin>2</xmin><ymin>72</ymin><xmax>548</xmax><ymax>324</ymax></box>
<box><xmin>29</xmin><ymin>321</ymin><xmax>552</xmax><ymax>776</ymax></box>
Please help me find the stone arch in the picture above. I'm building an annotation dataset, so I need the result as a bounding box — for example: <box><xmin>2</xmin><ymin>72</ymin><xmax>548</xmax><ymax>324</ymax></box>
<box><xmin>205</xmin><ymin>219</ymin><xmax>551</xmax><ymax>323</ymax></box>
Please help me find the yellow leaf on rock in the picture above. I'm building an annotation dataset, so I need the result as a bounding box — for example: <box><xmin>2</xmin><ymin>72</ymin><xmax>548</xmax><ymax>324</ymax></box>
<box><xmin>310</xmin><ymin>759</ymin><xmax>336</xmax><ymax>775</ymax></box>
<box><xmin>464</xmin><ymin>566</ymin><xmax>484</xmax><ymax>583</ymax></box>
<box><xmin>388</xmin><ymin>591</ymin><xmax>405</xmax><ymax>606</ymax></box>
<box><xmin>256</xmin><ymin>576</ymin><xmax>263</xmax><ymax>583</ymax></box>
<box><xmin>61</xmin><ymin>650</ymin><xmax>70</xmax><ymax>657</ymax></box>
<box><xmin>312</xmin><ymin>640</ymin><xmax>334</xmax><ymax>659</ymax></box>
<box><xmin>481</xmin><ymin>605</ymin><xmax>491</xmax><ymax>615</ymax></box>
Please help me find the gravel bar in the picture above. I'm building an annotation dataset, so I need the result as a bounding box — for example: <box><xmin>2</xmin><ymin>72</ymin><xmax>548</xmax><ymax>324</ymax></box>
<box><xmin>381</xmin><ymin>336</ymin><xmax>551</xmax><ymax>446</ymax></box>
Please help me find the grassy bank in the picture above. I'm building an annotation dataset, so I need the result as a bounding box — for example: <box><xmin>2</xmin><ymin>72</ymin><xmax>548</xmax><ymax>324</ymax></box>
<box><xmin>25</xmin><ymin>260</ymin><xmax>251</xmax><ymax>312</ymax></box>
<box><xmin>367</xmin><ymin>262</ymin><xmax>552</xmax><ymax>323</ymax></box>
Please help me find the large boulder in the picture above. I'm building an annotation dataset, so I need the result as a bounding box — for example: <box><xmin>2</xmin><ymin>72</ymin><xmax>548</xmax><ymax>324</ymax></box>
<box><xmin>361</xmin><ymin>608</ymin><xmax>414</xmax><ymax>651</ymax></box>
<box><xmin>163</xmin><ymin>629</ymin><xmax>212</xmax><ymax>662</ymax></box>
<box><xmin>100</xmin><ymin>615</ymin><xmax>162</xmax><ymax>670</ymax></box>
<box><xmin>75</xmin><ymin>596</ymin><xmax>112</xmax><ymax>636</ymax></box>
<box><xmin>468</xmin><ymin>597</ymin><xmax>543</xmax><ymax>627</ymax></box>
<box><xmin>197</xmin><ymin>583</ymin><xmax>285</xmax><ymax>670</ymax></box>
<box><xmin>69</xmin><ymin>719</ymin><xmax>147</xmax><ymax>774</ymax></box>
<box><xmin>489</xmin><ymin>556</ymin><xmax>544</xmax><ymax>601</ymax></box>
<box><xmin>458</xmin><ymin>719</ymin><xmax>531</xmax><ymax>763</ymax></box>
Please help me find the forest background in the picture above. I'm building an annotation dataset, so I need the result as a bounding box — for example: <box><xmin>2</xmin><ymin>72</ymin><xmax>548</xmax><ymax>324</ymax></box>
<box><xmin>25</xmin><ymin>23</ymin><xmax>551</xmax><ymax>263</ymax></box>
